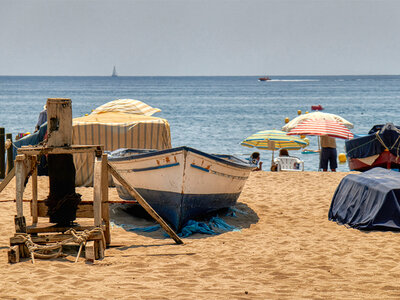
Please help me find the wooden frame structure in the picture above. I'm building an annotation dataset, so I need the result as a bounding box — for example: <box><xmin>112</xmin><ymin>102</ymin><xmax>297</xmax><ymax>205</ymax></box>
<box><xmin>7</xmin><ymin>97</ymin><xmax>183</xmax><ymax>263</ymax></box>
<box><xmin>8</xmin><ymin>145</ymin><xmax>110</xmax><ymax>263</ymax></box>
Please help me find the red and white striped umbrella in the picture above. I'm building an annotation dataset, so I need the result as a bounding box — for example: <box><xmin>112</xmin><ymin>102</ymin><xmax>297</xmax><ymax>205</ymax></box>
<box><xmin>287</xmin><ymin>119</ymin><xmax>354</xmax><ymax>139</ymax></box>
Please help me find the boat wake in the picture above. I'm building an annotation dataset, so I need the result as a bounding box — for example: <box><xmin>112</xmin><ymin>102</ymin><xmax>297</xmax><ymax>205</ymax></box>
<box><xmin>268</xmin><ymin>79</ymin><xmax>320</xmax><ymax>82</ymax></box>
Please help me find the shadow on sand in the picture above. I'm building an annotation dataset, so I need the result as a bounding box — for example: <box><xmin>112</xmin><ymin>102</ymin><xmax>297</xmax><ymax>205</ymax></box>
<box><xmin>109</xmin><ymin>201</ymin><xmax>259</xmax><ymax>241</ymax></box>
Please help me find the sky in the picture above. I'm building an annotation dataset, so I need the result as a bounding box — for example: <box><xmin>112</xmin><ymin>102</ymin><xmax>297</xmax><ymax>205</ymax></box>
<box><xmin>1</xmin><ymin>0</ymin><xmax>400</xmax><ymax>76</ymax></box>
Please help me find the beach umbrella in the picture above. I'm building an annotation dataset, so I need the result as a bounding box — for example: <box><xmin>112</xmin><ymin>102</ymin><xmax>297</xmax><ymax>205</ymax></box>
<box><xmin>287</xmin><ymin>119</ymin><xmax>354</xmax><ymax>139</ymax></box>
<box><xmin>282</xmin><ymin>111</ymin><xmax>354</xmax><ymax>132</ymax></box>
<box><xmin>241</xmin><ymin>130</ymin><xmax>310</xmax><ymax>150</ymax></box>
<box><xmin>241</xmin><ymin>130</ymin><xmax>309</xmax><ymax>163</ymax></box>
<box><xmin>91</xmin><ymin>99</ymin><xmax>161</xmax><ymax>116</ymax></box>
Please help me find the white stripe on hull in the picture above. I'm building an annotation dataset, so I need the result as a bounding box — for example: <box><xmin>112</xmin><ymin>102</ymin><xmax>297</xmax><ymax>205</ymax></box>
<box><xmin>110</xmin><ymin>148</ymin><xmax>251</xmax><ymax>195</ymax></box>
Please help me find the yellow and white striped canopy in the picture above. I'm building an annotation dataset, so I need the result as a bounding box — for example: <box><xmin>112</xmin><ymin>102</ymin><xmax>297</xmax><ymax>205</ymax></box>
<box><xmin>91</xmin><ymin>99</ymin><xmax>161</xmax><ymax>116</ymax></box>
<box><xmin>241</xmin><ymin>130</ymin><xmax>309</xmax><ymax>150</ymax></box>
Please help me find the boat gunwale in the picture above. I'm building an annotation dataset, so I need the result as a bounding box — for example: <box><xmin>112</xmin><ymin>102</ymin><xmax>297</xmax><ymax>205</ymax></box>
<box><xmin>108</xmin><ymin>146</ymin><xmax>253</xmax><ymax>170</ymax></box>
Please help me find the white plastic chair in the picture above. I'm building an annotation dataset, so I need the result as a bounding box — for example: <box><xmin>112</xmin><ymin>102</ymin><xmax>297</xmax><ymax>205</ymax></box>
<box><xmin>274</xmin><ymin>156</ymin><xmax>304</xmax><ymax>172</ymax></box>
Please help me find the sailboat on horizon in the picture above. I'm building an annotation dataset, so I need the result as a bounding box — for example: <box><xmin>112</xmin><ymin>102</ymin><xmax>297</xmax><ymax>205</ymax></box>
<box><xmin>111</xmin><ymin>66</ymin><xmax>118</xmax><ymax>77</ymax></box>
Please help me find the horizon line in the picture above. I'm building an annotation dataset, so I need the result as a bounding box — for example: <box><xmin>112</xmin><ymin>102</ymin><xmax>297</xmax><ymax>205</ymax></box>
<box><xmin>1</xmin><ymin>74</ymin><xmax>400</xmax><ymax>77</ymax></box>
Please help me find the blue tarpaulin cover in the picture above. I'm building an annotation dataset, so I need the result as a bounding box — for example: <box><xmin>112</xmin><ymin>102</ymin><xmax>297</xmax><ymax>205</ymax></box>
<box><xmin>329</xmin><ymin>168</ymin><xmax>400</xmax><ymax>230</ymax></box>
<box><xmin>345</xmin><ymin>123</ymin><xmax>400</xmax><ymax>159</ymax></box>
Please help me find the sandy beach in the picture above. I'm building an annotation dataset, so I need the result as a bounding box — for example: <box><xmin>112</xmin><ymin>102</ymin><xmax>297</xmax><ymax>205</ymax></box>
<box><xmin>1</xmin><ymin>171</ymin><xmax>400</xmax><ymax>299</ymax></box>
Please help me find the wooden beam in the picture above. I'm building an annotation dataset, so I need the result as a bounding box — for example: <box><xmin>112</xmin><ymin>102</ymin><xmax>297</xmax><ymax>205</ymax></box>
<box><xmin>26</xmin><ymin>223</ymin><xmax>101</xmax><ymax>234</ymax></box>
<box><xmin>15</xmin><ymin>155</ymin><xmax>25</xmax><ymax>219</ymax></box>
<box><xmin>17</xmin><ymin>145</ymin><xmax>102</xmax><ymax>156</ymax></box>
<box><xmin>46</xmin><ymin>98</ymin><xmax>72</xmax><ymax>147</ymax></box>
<box><xmin>93</xmin><ymin>157</ymin><xmax>102</xmax><ymax>227</ymax></box>
<box><xmin>0</xmin><ymin>167</ymin><xmax>15</xmax><ymax>194</ymax></box>
<box><xmin>101</xmin><ymin>154</ymin><xmax>111</xmax><ymax>245</ymax></box>
<box><xmin>85</xmin><ymin>241</ymin><xmax>95</xmax><ymax>262</ymax></box>
<box><xmin>35</xmin><ymin>200</ymin><xmax>95</xmax><ymax>218</ymax></box>
<box><xmin>8</xmin><ymin>245</ymin><xmax>20</xmax><ymax>263</ymax></box>
<box><xmin>31</xmin><ymin>156</ymin><xmax>38</xmax><ymax>224</ymax></box>
<box><xmin>108</xmin><ymin>162</ymin><xmax>183</xmax><ymax>245</ymax></box>
<box><xmin>10</xmin><ymin>232</ymin><xmax>103</xmax><ymax>244</ymax></box>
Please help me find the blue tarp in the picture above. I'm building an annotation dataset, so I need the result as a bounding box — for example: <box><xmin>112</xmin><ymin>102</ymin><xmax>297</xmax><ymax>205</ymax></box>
<box><xmin>328</xmin><ymin>168</ymin><xmax>400</xmax><ymax>230</ymax></box>
<box><xmin>12</xmin><ymin>123</ymin><xmax>48</xmax><ymax>175</ymax></box>
<box><xmin>13</xmin><ymin>123</ymin><xmax>47</xmax><ymax>159</ymax></box>
<box><xmin>345</xmin><ymin>123</ymin><xmax>400</xmax><ymax>159</ymax></box>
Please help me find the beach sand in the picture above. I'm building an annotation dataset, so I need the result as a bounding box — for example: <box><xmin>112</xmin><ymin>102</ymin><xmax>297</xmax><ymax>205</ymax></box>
<box><xmin>1</xmin><ymin>171</ymin><xmax>400</xmax><ymax>299</ymax></box>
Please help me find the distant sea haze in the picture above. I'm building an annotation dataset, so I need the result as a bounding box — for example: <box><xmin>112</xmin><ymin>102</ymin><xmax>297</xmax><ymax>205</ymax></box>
<box><xmin>1</xmin><ymin>75</ymin><xmax>399</xmax><ymax>171</ymax></box>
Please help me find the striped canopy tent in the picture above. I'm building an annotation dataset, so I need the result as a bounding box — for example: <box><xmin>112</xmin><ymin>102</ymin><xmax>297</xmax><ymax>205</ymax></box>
<box><xmin>241</xmin><ymin>130</ymin><xmax>309</xmax><ymax>150</ymax></box>
<box><xmin>91</xmin><ymin>99</ymin><xmax>161</xmax><ymax>116</ymax></box>
<box><xmin>287</xmin><ymin>119</ymin><xmax>354</xmax><ymax>140</ymax></box>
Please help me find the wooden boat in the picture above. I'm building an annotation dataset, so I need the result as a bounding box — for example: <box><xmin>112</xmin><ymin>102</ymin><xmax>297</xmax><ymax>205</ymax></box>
<box><xmin>108</xmin><ymin>146</ymin><xmax>253</xmax><ymax>230</ymax></box>
<box><xmin>346</xmin><ymin>123</ymin><xmax>400</xmax><ymax>171</ymax></box>
<box><xmin>258</xmin><ymin>76</ymin><xmax>271</xmax><ymax>81</ymax></box>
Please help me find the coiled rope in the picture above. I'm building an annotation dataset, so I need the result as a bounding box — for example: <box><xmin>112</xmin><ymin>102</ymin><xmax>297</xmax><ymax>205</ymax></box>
<box><xmin>14</xmin><ymin>227</ymin><xmax>104</xmax><ymax>264</ymax></box>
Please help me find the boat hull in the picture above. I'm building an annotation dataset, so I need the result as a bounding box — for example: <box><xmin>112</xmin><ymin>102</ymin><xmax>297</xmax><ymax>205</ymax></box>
<box><xmin>348</xmin><ymin>150</ymin><xmax>400</xmax><ymax>172</ymax></box>
<box><xmin>109</xmin><ymin>147</ymin><xmax>252</xmax><ymax>230</ymax></box>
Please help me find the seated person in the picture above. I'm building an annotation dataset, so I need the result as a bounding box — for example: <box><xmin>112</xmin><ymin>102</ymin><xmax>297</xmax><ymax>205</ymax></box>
<box><xmin>279</xmin><ymin>149</ymin><xmax>289</xmax><ymax>157</ymax></box>
<box><xmin>271</xmin><ymin>149</ymin><xmax>290</xmax><ymax>171</ymax></box>
<box><xmin>250</xmin><ymin>152</ymin><xmax>263</xmax><ymax>171</ymax></box>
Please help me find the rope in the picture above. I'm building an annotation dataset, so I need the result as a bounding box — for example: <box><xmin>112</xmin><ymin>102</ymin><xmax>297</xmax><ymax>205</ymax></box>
<box><xmin>15</xmin><ymin>227</ymin><xmax>104</xmax><ymax>263</ymax></box>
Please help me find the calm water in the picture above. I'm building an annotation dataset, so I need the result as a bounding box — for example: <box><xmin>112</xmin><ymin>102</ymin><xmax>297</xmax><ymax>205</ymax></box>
<box><xmin>1</xmin><ymin>75</ymin><xmax>400</xmax><ymax>171</ymax></box>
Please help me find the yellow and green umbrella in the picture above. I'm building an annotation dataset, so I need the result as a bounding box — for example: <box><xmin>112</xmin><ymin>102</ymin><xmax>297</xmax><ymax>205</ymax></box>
<box><xmin>241</xmin><ymin>130</ymin><xmax>309</xmax><ymax>150</ymax></box>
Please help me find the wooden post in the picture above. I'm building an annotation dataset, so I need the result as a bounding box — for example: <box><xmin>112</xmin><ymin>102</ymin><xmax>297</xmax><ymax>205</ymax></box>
<box><xmin>46</xmin><ymin>98</ymin><xmax>81</xmax><ymax>225</ymax></box>
<box><xmin>101</xmin><ymin>154</ymin><xmax>111</xmax><ymax>245</ymax></box>
<box><xmin>46</xmin><ymin>98</ymin><xmax>72</xmax><ymax>147</ymax></box>
<box><xmin>6</xmin><ymin>133</ymin><xmax>13</xmax><ymax>174</ymax></box>
<box><xmin>93</xmin><ymin>156</ymin><xmax>102</xmax><ymax>228</ymax></box>
<box><xmin>108</xmin><ymin>162</ymin><xmax>183</xmax><ymax>245</ymax></box>
<box><xmin>31</xmin><ymin>156</ymin><xmax>38</xmax><ymax>224</ymax></box>
<box><xmin>8</xmin><ymin>245</ymin><xmax>20</xmax><ymax>263</ymax></box>
<box><xmin>15</xmin><ymin>155</ymin><xmax>26</xmax><ymax>233</ymax></box>
<box><xmin>0</xmin><ymin>127</ymin><xmax>5</xmax><ymax>179</ymax></box>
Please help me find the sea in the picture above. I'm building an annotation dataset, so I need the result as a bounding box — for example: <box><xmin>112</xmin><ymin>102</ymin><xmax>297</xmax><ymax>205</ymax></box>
<box><xmin>1</xmin><ymin>75</ymin><xmax>400</xmax><ymax>171</ymax></box>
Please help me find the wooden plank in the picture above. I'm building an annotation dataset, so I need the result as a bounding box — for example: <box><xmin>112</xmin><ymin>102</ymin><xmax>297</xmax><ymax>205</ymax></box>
<box><xmin>93</xmin><ymin>157</ymin><xmax>102</xmax><ymax>227</ymax></box>
<box><xmin>18</xmin><ymin>145</ymin><xmax>102</xmax><ymax>156</ymax></box>
<box><xmin>31</xmin><ymin>156</ymin><xmax>38</xmax><ymax>224</ymax></box>
<box><xmin>101</xmin><ymin>154</ymin><xmax>111</xmax><ymax>245</ymax></box>
<box><xmin>0</xmin><ymin>167</ymin><xmax>15</xmax><ymax>194</ymax></box>
<box><xmin>10</xmin><ymin>232</ymin><xmax>103</xmax><ymax>244</ymax></box>
<box><xmin>8</xmin><ymin>245</ymin><xmax>20</xmax><ymax>263</ymax></box>
<box><xmin>85</xmin><ymin>240</ymin><xmax>95</xmax><ymax>262</ymax></box>
<box><xmin>14</xmin><ymin>216</ymin><xmax>26</xmax><ymax>233</ymax></box>
<box><xmin>35</xmin><ymin>201</ymin><xmax>94</xmax><ymax>218</ymax></box>
<box><xmin>108</xmin><ymin>162</ymin><xmax>183</xmax><ymax>245</ymax></box>
<box><xmin>26</xmin><ymin>223</ymin><xmax>100</xmax><ymax>234</ymax></box>
<box><xmin>95</xmin><ymin>240</ymin><xmax>104</xmax><ymax>259</ymax></box>
<box><xmin>0</xmin><ymin>127</ymin><xmax>5</xmax><ymax>179</ymax></box>
<box><xmin>15</xmin><ymin>155</ymin><xmax>25</xmax><ymax>218</ymax></box>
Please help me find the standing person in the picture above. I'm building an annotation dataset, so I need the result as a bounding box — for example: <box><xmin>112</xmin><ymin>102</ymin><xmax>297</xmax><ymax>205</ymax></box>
<box><xmin>250</xmin><ymin>152</ymin><xmax>263</xmax><ymax>171</ymax></box>
<box><xmin>320</xmin><ymin>135</ymin><xmax>337</xmax><ymax>172</ymax></box>
<box><xmin>35</xmin><ymin>105</ymin><xmax>47</xmax><ymax>132</ymax></box>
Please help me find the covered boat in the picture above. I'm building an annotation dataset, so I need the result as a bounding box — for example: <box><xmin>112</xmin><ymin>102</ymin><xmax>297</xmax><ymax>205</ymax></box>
<box><xmin>108</xmin><ymin>146</ymin><xmax>253</xmax><ymax>230</ymax></box>
<box><xmin>329</xmin><ymin>168</ymin><xmax>400</xmax><ymax>230</ymax></box>
<box><xmin>73</xmin><ymin>112</ymin><xmax>171</xmax><ymax>186</ymax></box>
<box><xmin>345</xmin><ymin>123</ymin><xmax>400</xmax><ymax>171</ymax></box>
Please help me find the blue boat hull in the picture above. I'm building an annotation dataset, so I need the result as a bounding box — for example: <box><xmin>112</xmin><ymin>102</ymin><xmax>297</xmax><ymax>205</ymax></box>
<box><xmin>119</xmin><ymin>188</ymin><xmax>241</xmax><ymax>230</ymax></box>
